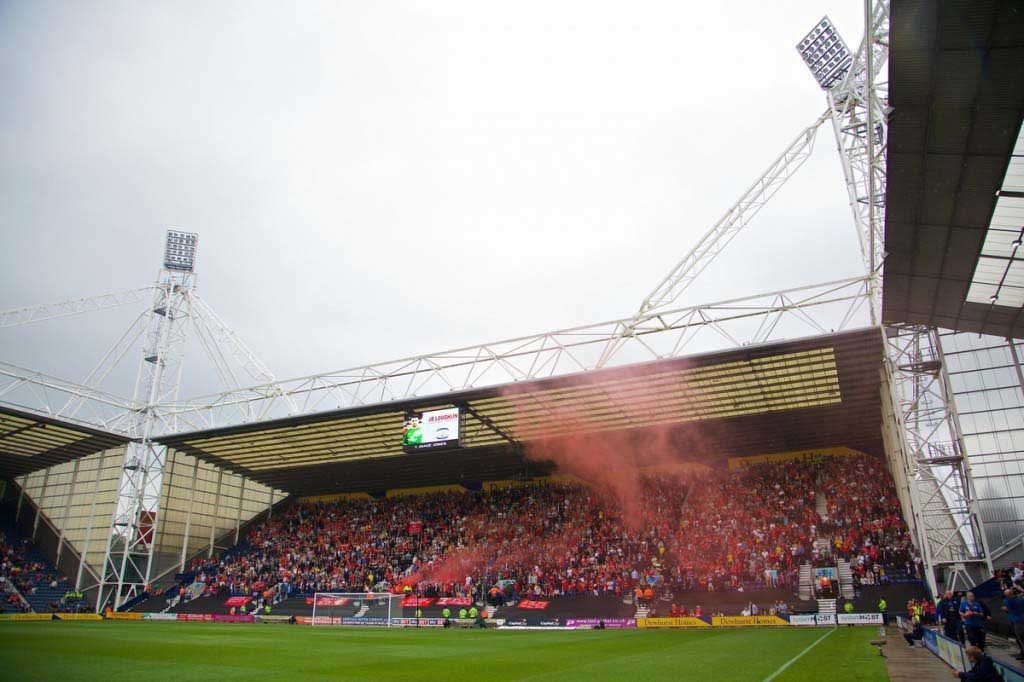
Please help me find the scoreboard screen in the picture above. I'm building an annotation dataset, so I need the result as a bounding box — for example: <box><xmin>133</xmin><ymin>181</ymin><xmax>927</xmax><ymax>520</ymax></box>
<box><xmin>402</xmin><ymin>407</ymin><xmax>460</xmax><ymax>453</ymax></box>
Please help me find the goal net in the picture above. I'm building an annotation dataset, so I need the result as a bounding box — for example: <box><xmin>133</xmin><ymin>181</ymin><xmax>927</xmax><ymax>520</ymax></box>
<box><xmin>310</xmin><ymin>592</ymin><xmax>402</xmax><ymax>627</ymax></box>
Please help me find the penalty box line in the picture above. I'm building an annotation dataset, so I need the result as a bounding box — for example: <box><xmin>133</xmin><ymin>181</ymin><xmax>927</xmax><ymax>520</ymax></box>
<box><xmin>762</xmin><ymin>626</ymin><xmax>836</xmax><ymax>682</ymax></box>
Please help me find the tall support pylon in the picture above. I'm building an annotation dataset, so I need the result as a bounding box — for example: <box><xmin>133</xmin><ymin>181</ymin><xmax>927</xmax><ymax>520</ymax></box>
<box><xmin>798</xmin><ymin>1</ymin><xmax>992</xmax><ymax>591</ymax></box>
<box><xmin>816</xmin><ymin>5</ymin><xmax>889</xmax><ymax>305</ymax></box>
<box><xmin>881</xmin><ymin>326</ymin><xmax>993</xmax><ymax>593</ymax></box>
<box><xmin>97</xmin><ymin>230</ymin><xmax>198</xmax><ymax>610</ymax></box>
<box><xmin>594</xmin><ymin>111</ymin><xmax>829</xmax><ymax>368</ymax></box>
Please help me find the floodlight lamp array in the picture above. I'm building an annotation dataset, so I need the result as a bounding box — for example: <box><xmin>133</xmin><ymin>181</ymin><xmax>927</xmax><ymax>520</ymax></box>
<box><xmin>164</xmin><ymin>230</ymin><xmax>198</xmax><ymax>272</ymax></box>
<box><xmin>796</xmin><ymin>16</ymin><xmax>852</xmax><ymax>90</ymax></box>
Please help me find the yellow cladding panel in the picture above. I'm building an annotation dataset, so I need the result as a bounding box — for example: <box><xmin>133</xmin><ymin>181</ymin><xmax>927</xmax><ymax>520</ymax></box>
<box><xmin>386</xmin><ymin>484</ymin><xmax>466</xmax><ymax>498</ymax></box>
<box><xmin>727</xmin><ymin>446</ymin><xmax>870</xmax><ymax>469</ymax></box>
<box><xmin>0</xmin><ymin>412</ymin><xmax>91</xmax><ymax>457</ymax></box>
<box><xmin>179</xmin><ymin>348</ymin><xmax>842</xmax><ymax>469</ymax></box>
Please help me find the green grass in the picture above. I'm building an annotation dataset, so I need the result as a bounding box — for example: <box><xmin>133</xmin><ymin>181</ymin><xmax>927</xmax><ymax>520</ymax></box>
<box><xmin>0</xmin><ymin>622</ymin><xmax>888</xmax><ymax>681</ymax></box>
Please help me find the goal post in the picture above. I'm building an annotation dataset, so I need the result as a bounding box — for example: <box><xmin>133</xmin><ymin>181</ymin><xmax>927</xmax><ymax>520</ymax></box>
<box><xmin>310</xmin><ymin>592</ymin><xmax>402</xmax><ymax>627</ymax></box>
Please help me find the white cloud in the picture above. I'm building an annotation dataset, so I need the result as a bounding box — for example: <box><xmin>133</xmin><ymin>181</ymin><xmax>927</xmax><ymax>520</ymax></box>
<box><xmin>0</xmin><ymin>0</ymin><xmax>867</xmax><ymax>401</ymax></box>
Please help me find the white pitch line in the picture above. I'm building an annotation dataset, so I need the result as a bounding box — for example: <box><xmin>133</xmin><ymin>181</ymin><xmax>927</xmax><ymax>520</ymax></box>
<box><xmin>763</xmin><ymin>627</ymin><xmax>837</xmax><ymax>682</ymax></box>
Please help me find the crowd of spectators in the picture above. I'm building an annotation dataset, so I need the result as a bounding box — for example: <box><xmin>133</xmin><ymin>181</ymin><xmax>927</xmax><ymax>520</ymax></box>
<box><xmin>905</xmin><ymin>597</ymin><xmax>936</xmax><ymax>624</ymax></box>
<box><xmin>818</xmin><ymin>456</ymin><xmax>921</xmax><ymax>585</ymax></box>
<box><xmin>665</xmin><ymin>460</ymin><xmax>818</xmax><ymax>594</ymax></box>
<box><xmin>0</xmin><ymin>530</ymin><xmax>85</xmax><ymax>613</ymax></box>
<box><xmin>0</xmin><ymin>530</ymin><xmax>31</xmax><ymax>613</ymax></box>
<box><xmin>182</xmin><ymin>454</ymin><xmax>919</xmax><ymax>607</ymax></box>
<box><xmin>187</xmin><ymin>479</ymin><xmax>681</xmax><ymax>605</ymax></box>
<box><xmin>994</xmin><ymin>563</ymin><xmax>1024</xmax><ymax>594</ymax></box>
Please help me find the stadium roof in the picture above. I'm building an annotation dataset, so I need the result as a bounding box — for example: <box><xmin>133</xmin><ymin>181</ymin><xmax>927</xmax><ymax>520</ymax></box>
<box><xmin>158</xmin><ymin>328</ymin><xmax>884</xmax><ymax>495</ymax></box>
<box><xmin>0</xmin><ymin>405</ymin><xmax>130</xmax><ymax>479</ymax></box>
<box><xmin>883</xmin><ymin>0</ymin><xmax>1024</xmax><ymax>338</ymax></box>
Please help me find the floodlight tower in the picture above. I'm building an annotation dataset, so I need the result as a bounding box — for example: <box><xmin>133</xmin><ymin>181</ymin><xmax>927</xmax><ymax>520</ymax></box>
<box><xmin>796</xmin><ymin>10</ymin><xmax>887</xmax><ymax>304</ymax></box>
<box><xmin>97</xmin><ymin>230</ymin><xmax>199</xmax><ymax>610</ymax></box>
<box><xmin>797</xmin><ymin>3</ymin><xmax>992</xmax><ymax>594</ymax></box>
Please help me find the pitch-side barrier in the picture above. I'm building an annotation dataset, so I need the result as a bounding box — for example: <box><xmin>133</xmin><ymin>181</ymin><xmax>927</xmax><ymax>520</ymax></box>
<box><xmin>892</xmin><ymin>616</ymin><xmax>1024</xmax><ymax>682</ymax></box>
<box><xmin>0</xmin><ymin>611</ymin><xmax>889</xmax><ymax>629</ymax></box>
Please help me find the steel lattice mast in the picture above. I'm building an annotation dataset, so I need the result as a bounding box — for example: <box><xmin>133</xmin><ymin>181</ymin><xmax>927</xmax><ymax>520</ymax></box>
<box><xmin>0</xmin><ymin>231</ymin><xmax>289</xmax><ymax>609</ymax></box>
<box><xmin>97</xmin><ymin>231</ymin><xmax>199</xmax><ymax>609</ymax></box>
<box><xmin>634</xmin><ymin>114</ymin><xmax>829</xmax><ymax>318</ymax></box>
<box><xmin>797</xmin><ymin>1</ymin><xmax>992</xmax><ymax>592</ymax></box>
<box><xmin>0</xmin><ymin>287</ymin><xmax>156</xmax><ymax>329</ymax></box>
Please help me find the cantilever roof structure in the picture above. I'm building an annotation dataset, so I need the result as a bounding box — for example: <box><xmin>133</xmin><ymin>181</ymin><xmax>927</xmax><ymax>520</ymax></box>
<box><xmin>883</xmin><ymin>0</ymin><xmax>1024</xmax><ymax>337</ymax></box>
<box><xmin>157</xmin><ymin>328</ymin><xmax>884</xmax><ymax>496</ymax></box>
<box><xmin>0</xmin><ymin>406</ymin><xmax>130</xmax><ymax>479</ymax></box>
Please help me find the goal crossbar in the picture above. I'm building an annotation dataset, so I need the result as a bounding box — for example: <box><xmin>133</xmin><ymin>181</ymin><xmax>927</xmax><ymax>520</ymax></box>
<box><xmin>310</xmin><ymin>592</ymin><xmax>402</xmax><ymax>627</ymax></box>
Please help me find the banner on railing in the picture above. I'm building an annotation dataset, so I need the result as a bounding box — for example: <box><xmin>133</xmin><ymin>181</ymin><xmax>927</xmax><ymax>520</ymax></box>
<box><xmin>342</xmin><ymin>617</ymin><xmax>389</xmax><ymax>626</ymax></box>
<box><xmin>401</xmin><ymin>596</ymin><xmax>434</xmax><ymax>608</ymax></box>
<box><xmin>636</xmin><ymin>617</ymin><xmax>709</xmax><ymax>628</ymax></box>
<box><xmin>391</xmin><ymin>617</ymin><xmax>445</xmax><ymax>627</ymax></box>
<box><xmin>55</xmin><ymin>613</ymin><xmax>102</xmax><ymax>621</ymax></box>
<box><xmin>921</xmin><ymin>629</ymin><xmax>1024</xmax><ymax>681</ymax></box>
<box><xmin>790</xmin><ymin>614</ymin><xmax>835</xmax><ymax>626</ymax></box>
<box><xmin>255</xmin><ymin>615</ymin><xmax>294</xmax><ymax>624</ymax></box>
<box><xmin>836</xmin><ymin>613</ymin><xmax>882</xmax><ymax>625</ymax></box>
<box><xmin>925</xmin><ymin>628</ymin><xmax>966</xmax><ymax>672</ymax></box>
<box><xmin>711</xmin><ymin>615</ymin><xmax>789</xmax><ymax>627</ymax></box>
<box><xmin>143</xmin><ymin>613</ymin><xmax>178</xmax><ymax>621</ymax></box>
<box><xmin>566</xmin><ymin>618</ymin><xmax>636</xmax><ymax>629</ymax></box>
<box><xmin>212</xmin><ymin>614</ymin><xmax>255</xmax><ymax>623</ymax></box>
<box><xmin>435</xmin><ymin>597</ymin><xmax>473</xmax><ymax>607</ymax></box>
<box><xmin>105</xmin><ymin>612</ymin><xmax>143</xmax><ymax>621</ymax></box>
<box><xmin>0</xmin><ymin>613</ymin><xmax>52</xmax><ymax>621</ymax></box>
<box><xmin>305</xmin><ymin>596</ymin><xmax>350</xmax><ymax>607</ymax></box>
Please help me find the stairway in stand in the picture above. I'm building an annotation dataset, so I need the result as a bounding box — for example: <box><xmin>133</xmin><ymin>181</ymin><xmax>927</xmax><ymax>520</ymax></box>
<box><xmin>798</xmin><ymin>564</ymin><xmax>813</xmax><ymax>601</ymax></box>
<box><xmin>837</xmin><ymin>559</ymin><xmax>855</xmax><ymax>599</ymax></box>
<box><xmin>817</xmin><ymin>598</ymin><xmax>837</xmax><ymax>616</ymax></box>
<box><xmin>815</xmin><ymin>485</ymin><xmax>830</xmax><ymax>521</ymax></box>
<box><xmin>635</xmin><ymin>605</ymin><xmax>650</xmax><ymax>619</ymax></box>
<box><xmin>813</xmin><ymin>537</ymin><xmax>833</xmax><ymax>555</ymax></box>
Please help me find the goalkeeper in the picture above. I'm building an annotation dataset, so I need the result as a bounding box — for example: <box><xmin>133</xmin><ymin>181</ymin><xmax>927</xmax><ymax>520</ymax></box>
<box><xmin>402</xmin><ymin>416</ymin><xmax>423</xmax><ymax>446</ymax></box>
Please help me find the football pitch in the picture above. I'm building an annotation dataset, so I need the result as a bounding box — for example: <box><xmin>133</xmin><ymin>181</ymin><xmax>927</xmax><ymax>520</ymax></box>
<box><xmin>0</xmin><ymin>622</ymin><xmax>889</xmax><ymax>681</ymax></box>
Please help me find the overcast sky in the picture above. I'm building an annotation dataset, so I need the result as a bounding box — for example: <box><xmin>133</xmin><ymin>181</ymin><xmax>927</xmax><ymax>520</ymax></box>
<box><xmin>1</xmin><ymin>0</ymin><xmax>869</xmax><ymax>403</ymax></box>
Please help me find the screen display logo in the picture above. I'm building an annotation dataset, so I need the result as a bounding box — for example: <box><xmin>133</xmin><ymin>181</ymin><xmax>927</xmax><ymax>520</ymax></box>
<box><xmin>402</xmin><ymin>407</ymin><xmax>460</xmax><ymax>453</ymax></box>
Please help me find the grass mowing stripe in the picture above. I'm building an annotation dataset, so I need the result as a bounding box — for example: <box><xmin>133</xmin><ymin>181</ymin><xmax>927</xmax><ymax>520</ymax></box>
<box><xmin>762</xmin><ymin>627</ymin><xmax>836</xmax><ymax>682</ymax></box>
<box><xmin>0</xmin><ymin>622</ymin><xmax>883</xmax><ymax>681</ymax></box>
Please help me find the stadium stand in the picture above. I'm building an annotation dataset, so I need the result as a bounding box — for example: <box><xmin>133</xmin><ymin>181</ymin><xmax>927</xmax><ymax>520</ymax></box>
<box><xmin>818</xmin><ymin>455</ymin><xmax>921</xmax><ymax>583</ymax></box>
<box><xmin>0</xmin><ymin>514</ymin><xmax>86</xmax><ymax>613</ymax></box>
<box><xmin>146</xmin><ymin>453</ymin><xmax>927</xmax><ymax>620</ymax></box>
